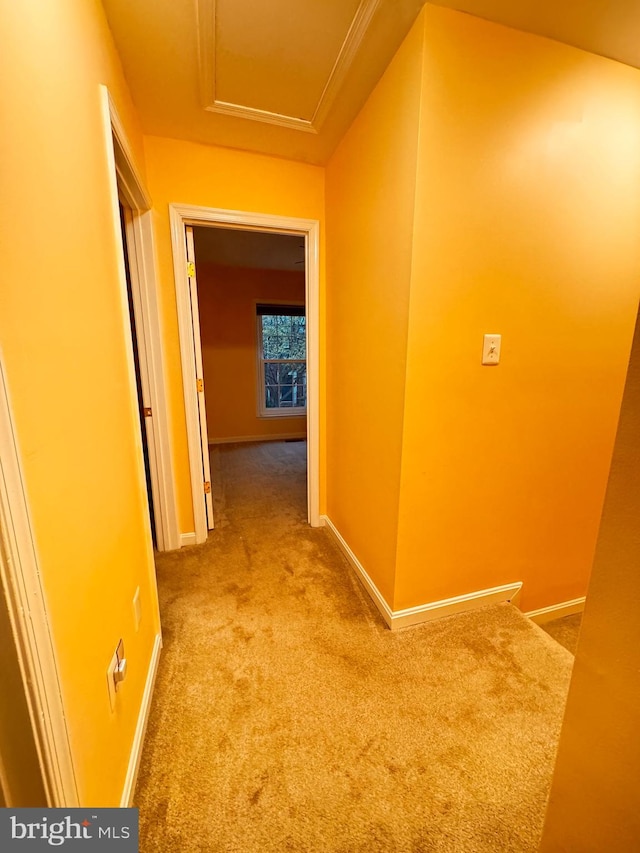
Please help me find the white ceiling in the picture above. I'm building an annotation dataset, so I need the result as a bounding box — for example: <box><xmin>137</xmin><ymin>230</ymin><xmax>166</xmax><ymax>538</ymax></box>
<box><xmin>102</xmin><ymin>0</ymin><xmax>640</xmax><ymax>166</ymax></box>
<box><xmin>193</xmin><ymin>227</ymin><xmax>305</xmax><ymax>272</ymax></box>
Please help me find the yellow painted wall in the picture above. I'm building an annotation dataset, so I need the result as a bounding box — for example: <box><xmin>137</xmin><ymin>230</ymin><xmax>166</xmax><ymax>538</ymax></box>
<box><xmin>395</xmin><ymin>6</ymin><xmax>640</xmax><ymax>612</ymax></box>
<box><xmin>143</xmin><ymin>137</ymin><xmax>325</xmax><ymax>533</ymax></box>
<box><xmin>197</xmin><ymin>264</ymin><xmax>306</xmax><ymax>442</ymax></box>
<box><xmin>0</xmin><ymin>0</ymin><xmax>160</xmax><ymax>805</ymax></box>
<box><xmin>324</xmin><ymin>14</ymin><xmax>424</xmax><ymax>603</ymax></box>
<box><xmin>539</xmin><ymin>312</ymin><xmax>640</xmax><ymax>851</ymax></box>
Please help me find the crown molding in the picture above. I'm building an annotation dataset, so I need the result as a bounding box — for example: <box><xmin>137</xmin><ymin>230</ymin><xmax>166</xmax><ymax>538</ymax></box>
<box><xmin>196</xmin><ymin>0</ymin><xmax>381</xmax><ymax>133</ymax></box>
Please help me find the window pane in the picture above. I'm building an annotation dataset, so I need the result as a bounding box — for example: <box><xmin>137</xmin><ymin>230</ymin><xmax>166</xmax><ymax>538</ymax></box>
<box><xmin>277</xmin><ymin>362</ymin><xmax>306</xmax><ymax>385</ymax></box>
<box><xmin>265</xmin><ymin>385</ymin><xmax>279</xmax><ymax>409</ymax></box>
<box><xmin>262</xmin><ymin>360</ymin><xmax>306</xmax><ymax>411</ymax></box>
<box><xmin>264</xmin><ymin>362</ymin><xmax>279</xmax><ymax>385</ymax></box>
<box><xmin>261</xmin><ymin>314</ymin><xmax>306</xmax><ymax>359</ymax></box>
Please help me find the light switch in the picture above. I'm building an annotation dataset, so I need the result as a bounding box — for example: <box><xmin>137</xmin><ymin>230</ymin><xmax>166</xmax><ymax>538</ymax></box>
<box><xmin>482</xmin><ymin>334</ymin><xmax>501</xmax><ymax>365</ymax></box>
<box><xmin>106</xmin><ymin>649</ymin><xmax>118</xmax><ymax>712</ymax></box>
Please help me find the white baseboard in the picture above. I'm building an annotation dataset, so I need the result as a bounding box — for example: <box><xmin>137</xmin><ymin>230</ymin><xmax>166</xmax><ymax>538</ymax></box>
<box><xmin>392</xmin><ymin>580</ymin><xmax>523</xmax><ymax>630</ymax></box>
<box><xmin>180</xmin><ymin>532</ymin><xmax>197</xmax><ymax>547</ymax></box>
<box><xmin>321</xmin><ymin>515</ymin><xmax>394</xmax><ymax>626</ymax></box>
<box><xmin>320</xmin><ymin>515</ymin><xmax>522</xmax><ymax>631</ymax></box>
<box><xmin>120</xmin><ymin>633</ymin><xmax>162</xmax><ymax>807</ymax></box>
<box><xmin>209</xmin><ymin>433</ymin><xmax>306</xmax><ymax>445</ymax></box>
<box><xmin>525</xmin><ymin>597</ymin><xmax>586</xmax><ymax>624</ymax></box>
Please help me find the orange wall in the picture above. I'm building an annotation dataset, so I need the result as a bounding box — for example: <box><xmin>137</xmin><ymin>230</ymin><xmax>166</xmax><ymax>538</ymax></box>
<box><xmin>326</xmin><ymin>5</ymin><xmax>640</xmax><ymax>614</ymax></box>
<box><xmin>143</xmin><ymin>137</ymin><xmax>325</xmax><ymax>534</ymax></box>
<box><xmin>197</xmin><ymin>264</ymin><xmax>306</xmax><ymax>442</ymax></box>
<box><xmin>325</xmin><ymin>14</ymin><xmax>424</xmax><ymax>603</ymax></box>
<box><xmin>539</xmin><ymin>311</ymin><xmax>640</xmax><ymax>851</ymax></box>
<box><xmin>0</xmin><ymin>0</ymin><xmax>160</xmax><ymax>804</ymax></box>
<box><xmin>395</xmin><ymin>6</ymin><xmax>640</xmax><ymax>612</ymax></box>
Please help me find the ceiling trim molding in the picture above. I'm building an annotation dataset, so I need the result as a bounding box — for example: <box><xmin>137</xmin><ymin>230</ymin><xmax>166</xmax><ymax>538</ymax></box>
<box><xmin>310</xmin><ymin>0</ymin><xmax>383</xmax><ymax>130</ymax></box>
<box><xmin>196</xmin><ymin>0</ymin><xmax>381</xmax><ymax>134</ymax></box>
<box><xmin>205</xmin><ymin>100</ymin><xmax>316</xmax><ymax>133</ymax></box>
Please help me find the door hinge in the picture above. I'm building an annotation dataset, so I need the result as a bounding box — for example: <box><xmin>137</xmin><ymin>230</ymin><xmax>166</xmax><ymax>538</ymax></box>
<box><xmin>143</xmin><ymin>407</ymin><xmax>152</xmax><ymax>418</ymax></box>
<box><xmin>196</xmin><ymin>378</ymin><xmax>204</xmax><ymax>393</ymax></box>
<box><xmin>187</xmin><ymin>261</ymin><xmax>195</xmax><ymax>278</ymax></box>
<box><xmin>204</xmin><ymin>481</ymin><xmax>211</xmax><ymax>494</ymax></box>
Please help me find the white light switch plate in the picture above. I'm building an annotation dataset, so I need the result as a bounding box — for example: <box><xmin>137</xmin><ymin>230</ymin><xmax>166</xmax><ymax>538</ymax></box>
<box><xmin>106</xmin><ymin>649</ymin><xmax>118</xmax><ymax>712</ymax></box>
<box><xmin>482</xmin><ymin>334</ymin><xmax>501</xmax><ymax>365</ymax></box>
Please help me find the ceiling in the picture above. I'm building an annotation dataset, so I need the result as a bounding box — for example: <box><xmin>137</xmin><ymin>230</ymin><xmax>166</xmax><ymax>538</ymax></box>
<box><xmin>102</xmin><ymin>0</ymin><xmax>640</xmax><ymax>166</ymax></box>
<box><xmin>433</xmin><ymin>0</ymin><xmax>640</xmax><ymax>72</ymax></box>
<box><xmin>101</xmin><ymin>0</ymin><xmax>424</xmax><ymax>164</ymax></box>
<box><xmin>193</xmin><ymin>227</ymin><xmax>304</xmax><ymax>272</ymax></box>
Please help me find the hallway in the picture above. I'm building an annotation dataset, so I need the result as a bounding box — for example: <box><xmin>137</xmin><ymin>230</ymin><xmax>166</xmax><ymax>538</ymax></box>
<box><xmin>134</xmin><ymin>441</ymin><xmax>573</xmax><ymax>852</ymax></box>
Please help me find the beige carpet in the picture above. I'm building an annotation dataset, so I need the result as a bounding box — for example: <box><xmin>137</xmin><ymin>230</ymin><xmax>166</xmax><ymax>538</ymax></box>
<box><xmin>540</xmin><ymin>614</ymin><xmax>582</xmax><ymax>655</ymax></box>
<box><xmin>135</xmin><ymin>441</ymin><xmax>573</xmax><ymax>852</ymax></box>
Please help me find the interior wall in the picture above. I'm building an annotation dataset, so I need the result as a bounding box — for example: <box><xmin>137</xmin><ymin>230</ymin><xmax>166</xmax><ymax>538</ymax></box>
<box><xmin>142</xmin><ymin>136</ymin><xmax>325</xmax><ymax>535</ymax></box>
<box><xmin>0</xmin><ymin>0</ymin><xmax>160</xmax><ymax>805</ymax></box>
<box><xmin>539</xmin><ymin>311</ymin><xmax>640</xmax><ymax>851</ymax></box>
<box><xmin>324</xmin><ymin>12</ymin><xmax>424</xmax><ymax>604</ymax></box>
<box><xmin>197</xmin><ymin>263</ymin><xmax>306</xmax><ymax>443</ymax></box>
<box><xmin>394</xmin><ymin>5</ymin><xmax>640</xmax><ymax>611</ymax></box>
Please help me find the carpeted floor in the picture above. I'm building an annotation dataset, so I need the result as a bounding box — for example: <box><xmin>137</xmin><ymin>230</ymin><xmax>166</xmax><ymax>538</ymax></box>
<box><xmin>540</xmin><ymin>614</ymin><xmax>582</xmax><ymax>655</ymax></box>
<box><xmin>135</xmin><ymin>441</ymin><xmax>574</xmax><ymax>852</ymax></box>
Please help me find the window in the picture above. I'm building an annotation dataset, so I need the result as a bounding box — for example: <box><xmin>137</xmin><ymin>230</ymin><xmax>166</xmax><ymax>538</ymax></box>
<box><xmin>256</xmin><ymin>304</ymin><xmax>306</xmax><ymax>417</ymax></box>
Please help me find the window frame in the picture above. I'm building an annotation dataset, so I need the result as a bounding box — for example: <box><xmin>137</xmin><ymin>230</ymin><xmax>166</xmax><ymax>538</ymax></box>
<box><xmin>255</xmin><ymin>302</ymin><xmax>307</xmax><ymax>419</ymax></box>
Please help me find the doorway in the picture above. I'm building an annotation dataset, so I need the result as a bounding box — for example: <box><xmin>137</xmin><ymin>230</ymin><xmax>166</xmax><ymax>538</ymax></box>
<box><xmin>102</xmin><ymin>86</ymin><xmax>179</xmax><ymax>552</ymax></box>
<box><xmin>190</xmin><ymin>226</ymin><xmax>309</xmax><ymax>524</ymax></box>
<box><xmin>169</xmin><ymin>205</ymin><xmax>321</xmax><ymax>544</ymax></box>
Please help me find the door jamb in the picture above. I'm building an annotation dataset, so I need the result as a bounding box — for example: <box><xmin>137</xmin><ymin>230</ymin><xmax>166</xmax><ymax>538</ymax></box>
<box><xmin>0</xmin><ymin>357</ymin><xmax>79</xmax><ymax>807</ymax></box>
<box><xmin>101</xmin><ymin>86</ymin><xmax>180</xmax><ymax>552</ymax></box>
<box><xmin>169</xmin><ymin>204</ymin><xmax>321</xmax><ymax>542</ymax></box>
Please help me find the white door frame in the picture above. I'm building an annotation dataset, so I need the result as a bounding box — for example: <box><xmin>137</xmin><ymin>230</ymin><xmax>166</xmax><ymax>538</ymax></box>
<box><xmin>0</xmin><ymin>356</ymin><xmax>79</xmax><ymax>807</ymax></box>
<box><xmin>101</xmin><ymin>87</ymin><xmax>180</xmax><ymax>551</ymax></box>
<box><xmin>169</xmin><ymin>204</ymin><xmax>321</xmax><ymax>542</ymax></box>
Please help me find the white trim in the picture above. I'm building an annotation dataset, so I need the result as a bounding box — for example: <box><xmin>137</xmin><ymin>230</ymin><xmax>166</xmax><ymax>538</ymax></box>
<box><xmin>392</xmin><ymin>581</ymin><xmax>523</xmax><ymax>630</ymax></box>
<box><xmin>0</xmin><ymin>752</ymin><xmax>11</xmax><ymax>807</ymax></box>
<box><xmin>196</xmin><ymin>0</ymin><xmax>381</xmax><ymax>133</ymax></box>
<box><xmin>321</xmin><ymin>515</ymin><xmax>523</xmax><ymax>631</ymax></box>
<box><xmin>169</xmin><ymin>205</ymin><xmax>321</xmax><ymax>538</ymax></box>
<box><xmin>525</xmin><ymin>597</ymin><xmax>586</xmax><ymax>625</ymax></box>
<box><xmin>120</xmin><ymin>633</ymin><xmax>162</xmax><ymax>807</ymax></box>
<box><xmin>122</xmin><ymin>208</ymin><xmax>180</xmax><ymax>552</ymax></box>
<box><xmin>258</xmin><ymin>410</ymin><xmax>307</xmax><ymax>419</ymax></box>
<box><xmin>310</xmin><ymin>0</ymin><xmax>383</xmax><ymax>130</ymax></box>
<box><xmin>206</xmin><ymin>101</ymin><xmax>317</xmax><ymax>133</ymax></box>
<box><xmin>321</xmin><ymin>515</ymin><xmax>394</xmax><ymax>626</ymax></box>
<box><xmin>101</xmin><ymin>86</ymin><xmax>180</xmax><ymax>552</ymax></box>
<box><xmin>0</xmin><ymin>356</ymin><xmax>79</xmax><ymax>806</ymax></box>
<box><xmin>180</xmin><ymin>533</ymin><xmax>197</xmax><ymax>547</ymax></box>
<box><xmin>210</xmin><ymin>433</ymin><xmax>306</xmax><ymax>445</ymax></box>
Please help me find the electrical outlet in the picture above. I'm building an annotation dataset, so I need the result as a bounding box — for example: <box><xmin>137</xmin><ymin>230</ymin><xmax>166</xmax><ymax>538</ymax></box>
<box><xmin>133</xmin><ymin>586</ymin><xmax>141</xmax><ymax>631</ymax></box>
